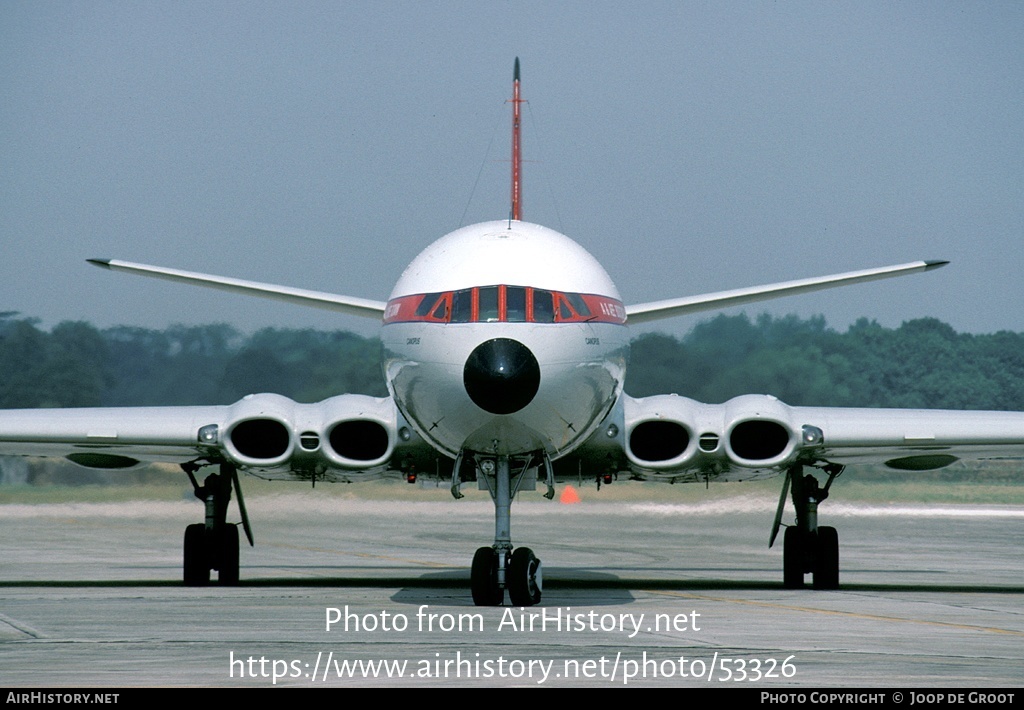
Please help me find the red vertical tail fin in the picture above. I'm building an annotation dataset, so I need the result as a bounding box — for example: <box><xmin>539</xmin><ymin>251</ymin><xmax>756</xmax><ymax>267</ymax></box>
<box><xmin>510</xmin><ymin>57</ymin><xmax>523</xmax><ymax>222</ymax></box>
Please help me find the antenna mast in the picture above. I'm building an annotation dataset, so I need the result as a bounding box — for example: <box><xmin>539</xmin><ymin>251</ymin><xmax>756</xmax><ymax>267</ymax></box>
<box><xmin>510</xmin><ymin>57</ymin><xmax>523</xmax><ymax>222</ymax></box>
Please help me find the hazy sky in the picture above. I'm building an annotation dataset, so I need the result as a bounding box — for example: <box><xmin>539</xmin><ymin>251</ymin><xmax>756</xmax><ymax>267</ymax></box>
<box><xmin>2</xmin><ymin>2</ymin><xmax>1022</xmax><ymax>339</ymax></box>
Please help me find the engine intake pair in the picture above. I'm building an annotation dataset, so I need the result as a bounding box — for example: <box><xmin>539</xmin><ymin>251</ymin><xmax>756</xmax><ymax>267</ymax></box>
<box><xmin>209</xmin><ymin>394</ymin><xmax>395</xmax><ymax>470</ymax></box>
<box><xmin>624</xmin><ymin>394</ymin><xmax>803</xmax><ymax>470</ymax></box>
<box><xmin>228</xmin><ymin>418</ymin><xmax>390</xmax><ymax>462</ymax></box>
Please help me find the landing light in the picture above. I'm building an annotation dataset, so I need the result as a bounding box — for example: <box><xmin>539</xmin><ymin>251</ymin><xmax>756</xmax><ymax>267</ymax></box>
<box><xmin>802</xmin><ymin>425</ymin><xmax>824</xmax><ymax>446</ymax></box>
<box><xmin>198</xmin><ymin>424</ymin><xmax>218</xmax><ymax>444</ymax></box>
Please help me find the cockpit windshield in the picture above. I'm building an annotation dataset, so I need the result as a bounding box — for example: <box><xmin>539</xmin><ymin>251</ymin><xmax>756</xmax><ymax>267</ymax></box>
<box><xmin>384</xmin><ymin>285</ymin><xmax>626</xmax><ymax>325</ymax></box>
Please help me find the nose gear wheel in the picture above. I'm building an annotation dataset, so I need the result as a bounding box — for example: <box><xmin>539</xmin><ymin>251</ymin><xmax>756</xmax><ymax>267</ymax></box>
<box><xmin>508</xmin><ymin>547</ymin><xmax>542</xmax><ymax>606</ymax></box>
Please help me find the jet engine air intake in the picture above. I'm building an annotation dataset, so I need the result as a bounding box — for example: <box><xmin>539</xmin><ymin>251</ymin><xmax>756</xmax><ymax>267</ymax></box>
<box><xmin>327</xmin><ymin>420</ymin><xmax>391</xmax><ymax>461</ymax></box>
<box><xmin>727</xmin><ymin>420</ymin><xmax>793</xmax><ymax>462</ymax></box>
<box><xmin>228</xmin><ymin>418</ymin><xmax>291</xmax><ymax>460</ymax></box>
<box><xmin>628</xmin><ymin>420</ymin><xmax>690</xmax><ymax>462</ymax></box>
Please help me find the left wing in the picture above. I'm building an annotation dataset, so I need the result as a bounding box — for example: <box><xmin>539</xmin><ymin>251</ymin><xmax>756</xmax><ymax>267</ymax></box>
<box><xmin>616</xmin><ymin>393</ymin><xmax>1024</xmax><ymax>480</ymax></box>
<box><xmin>606</xmin><ymin>392</ymin><xmax>1024</xmax><ymax>588</ymax></box>
<box><xmin>626</xmin><ymin>260</ymin><xmax>948</xmax><ymax>324</ymax></box>
<box><xmin>789</xmin><ymin>404</ymin><xmax>1024</xmax><ymax>470</ymax></box>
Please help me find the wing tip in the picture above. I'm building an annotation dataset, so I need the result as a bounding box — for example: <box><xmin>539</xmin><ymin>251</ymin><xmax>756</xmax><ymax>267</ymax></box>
<box><xmin>923</xmin><ymin>260</ymin><xmax>950</xmax><ymax>271</ymax></box>
<box><xmin>87</xmin><ymin>258</ymin><xmax>113</xmax><ymax>269</ymax></box>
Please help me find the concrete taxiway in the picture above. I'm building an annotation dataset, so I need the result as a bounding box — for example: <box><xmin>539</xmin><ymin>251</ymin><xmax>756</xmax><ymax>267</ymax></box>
<box><xmin>1</xmin><ymin>488</ymin><xmax>1022</xmax><ymax>687</ymax></box>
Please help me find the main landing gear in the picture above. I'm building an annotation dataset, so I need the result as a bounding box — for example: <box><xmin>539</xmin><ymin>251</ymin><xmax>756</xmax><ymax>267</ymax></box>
<box><xmin>181</xmin><ymin>462</ymin><xmax>253</xmax><ymax>586</ymax></box>
<box><xmin>772</xmin><ymin>464</ymin><xmax>843</xmax><ymax>590</ymax></box>
<box><xmin>454</xmin><ymin>451</ymin><xmax>552</xmax><ymax>606</ymax></box>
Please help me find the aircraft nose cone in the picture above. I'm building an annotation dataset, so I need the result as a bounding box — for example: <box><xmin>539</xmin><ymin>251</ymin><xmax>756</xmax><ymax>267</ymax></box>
<box><xmin>463</xmin><ymin>338</ymin><xmax>541</xmax><ymax>415</ymax></box>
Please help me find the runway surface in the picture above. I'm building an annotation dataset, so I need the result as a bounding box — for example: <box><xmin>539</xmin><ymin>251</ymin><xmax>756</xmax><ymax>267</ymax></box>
<box><xmin>1</xmin><ymin>489</ymin><xmax>1022</xmax><ymax>687</ymax></box>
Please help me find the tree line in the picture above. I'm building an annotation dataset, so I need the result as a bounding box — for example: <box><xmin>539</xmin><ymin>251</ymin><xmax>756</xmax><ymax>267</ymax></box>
<box><xmin>2</xmin><ymin>312</ymin><xmax>1024</xmax><ymax>410</ymax></box>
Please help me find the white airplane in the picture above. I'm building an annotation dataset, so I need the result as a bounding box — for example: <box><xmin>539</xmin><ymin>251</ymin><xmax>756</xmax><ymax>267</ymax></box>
<box><xmin>3</xmin><ymin>59</ymin><xmax>1022</xmax><ymax>606</ymax></box>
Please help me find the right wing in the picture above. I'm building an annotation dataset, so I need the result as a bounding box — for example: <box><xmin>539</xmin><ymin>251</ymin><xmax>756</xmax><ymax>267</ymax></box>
<box><xmin>88</xmin><ymin>259</ymin><xmax>387</xmax><ymax>320</ymax></box>
<box><xmin>0</xmin><ymin>393</ymin><xmax>431</xmax><ymax>481</ymax></box>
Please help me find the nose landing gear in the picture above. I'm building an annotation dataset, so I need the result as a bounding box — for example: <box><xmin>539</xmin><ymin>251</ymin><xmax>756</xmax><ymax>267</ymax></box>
<box><xmin>457</xmin><ymin>451</ymin><xmax>552</xmax><ymax>606</ymax></box>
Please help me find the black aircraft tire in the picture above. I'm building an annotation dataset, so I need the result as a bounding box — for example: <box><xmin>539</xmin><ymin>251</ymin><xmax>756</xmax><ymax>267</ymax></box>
<box><xmin>508</xmin><ymin>547</ymin><xmax>542</xmax><ymax>607</ymax></box>
<box><xmin>783</xmin><ymin>526</ymin><xmax>804</xmax><ymax>589</ymax></box>
<box><xmin>217</xmin><ymin>524</ymin><xmax>240</xmax><ymax>586</ymax></box>
<box><xmin>471</xmin><ymin>547</ymin><xmax>503</xmax><ymax>606</ymax></box>
<box><xmin>813</xmin><ymin>526</ymin><xmax>840</xmax><ymax>590</ymax></box>
<box><xmin>183</xmin><ymin>523</ymin><xmax>210</xmax><ymax>587</ymax></box>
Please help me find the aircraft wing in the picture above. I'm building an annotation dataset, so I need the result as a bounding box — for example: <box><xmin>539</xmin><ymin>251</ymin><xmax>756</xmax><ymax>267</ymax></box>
<box><xmin>791</xmin><ymin>404</ymin><xmax>1024</xmax><ymax>468</ymax></box>
<box><xmin>625</xmin><ymin>260</ymin><xmax>948</xmax><ymax>324</ymax></box>
<box><xmin>0</xmin><ymin>403</ymin><xmax>227</xmax><ymax>468</ymax></box>
<box><xmin>617</xmin><ymin>393</ymin><xmax>1024</xmax><ymax>480</ymax></box>
<box><xmin>0</xmin><ymin>393</ymin><xmax>428</xmax><ymax>481</ymax></box>
<box><xmin>88</xmin><ymin>259</ymin><xmax>387</xmax><ymax>320</ymax></box>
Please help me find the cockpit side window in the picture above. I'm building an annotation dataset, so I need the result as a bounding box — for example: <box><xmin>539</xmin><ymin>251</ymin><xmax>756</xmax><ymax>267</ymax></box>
<box><xmin>430</xmin><ymin>295</ymin><xmax>449</xmax><ymax>320</ymax></box>
<box><xmin>414</xmin><ymin>292</ymin><xmax>442</xmax><ymax>317</ymax></box>
<box><xmin>567</xmin><ymin>292</ymin><xmax>591</xmax><ymax>318</ymax></box>
<box><xmin>555</xmin><ymin>294</ymin><xmax>574</xmax><ymax>321</ymax></box>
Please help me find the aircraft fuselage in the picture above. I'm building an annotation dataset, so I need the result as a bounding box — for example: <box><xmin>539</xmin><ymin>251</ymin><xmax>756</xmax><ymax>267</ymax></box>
<box><xmin>380</xmin><ymin>220</ymin><xmax>629</xmax><ymax>459</ymax></box>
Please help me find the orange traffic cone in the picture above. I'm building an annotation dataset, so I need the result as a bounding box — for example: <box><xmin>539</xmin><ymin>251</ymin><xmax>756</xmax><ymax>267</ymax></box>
<box><xmin>559</xmin><ymin>484</ymin><xmax>581</xmax><ymax>504</ymax></box>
